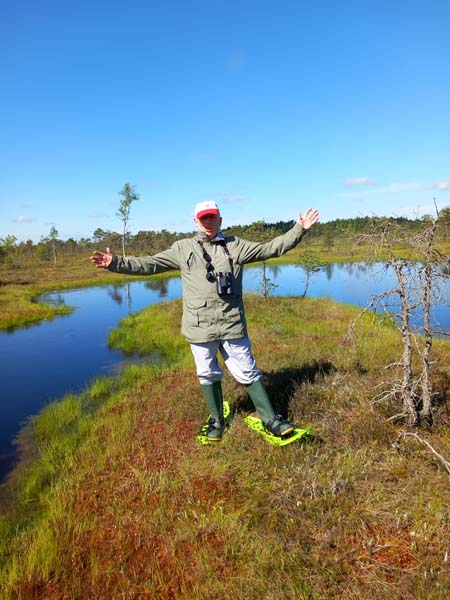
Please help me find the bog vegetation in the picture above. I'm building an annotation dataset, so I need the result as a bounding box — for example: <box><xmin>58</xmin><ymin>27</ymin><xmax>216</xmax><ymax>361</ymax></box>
<box><xmin>1</xmin><ymin>296</ymin><xmax>450</xmax><ymax>598</ymax></box>
<box><xmin>0</xmin><ymin>211</ymin><xmax>449</xmax><ymax>598</ymax></box>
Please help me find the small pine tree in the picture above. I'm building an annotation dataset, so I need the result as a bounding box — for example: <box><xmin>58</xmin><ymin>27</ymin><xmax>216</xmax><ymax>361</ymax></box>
<box><xmin>295</xmin><ymin>249</ymin><xmax>325</xmax><ymax>298</ymax></box>
<box><xmin>116</xmin><ymin>183</ymin><xmax>140</xmax><ymax>258</ymax></box>
<box><xmin>49</xmin><ymin>226</ymin><xmax>59</xmax><ymax>264</ymax></box>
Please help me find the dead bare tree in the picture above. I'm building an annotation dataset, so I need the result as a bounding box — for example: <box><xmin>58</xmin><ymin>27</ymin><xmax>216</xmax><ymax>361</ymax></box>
<box><xmin>353</xmin><ymin>206</ymin><xmax>449</xmax><ymax>427</ymax></box>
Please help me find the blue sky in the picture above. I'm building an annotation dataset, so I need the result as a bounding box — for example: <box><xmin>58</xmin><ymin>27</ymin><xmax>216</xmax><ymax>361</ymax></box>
<box><xmin>2</xmin><ymin>0</ymin><xmax>449</xmax><ymax>243</ymax></box>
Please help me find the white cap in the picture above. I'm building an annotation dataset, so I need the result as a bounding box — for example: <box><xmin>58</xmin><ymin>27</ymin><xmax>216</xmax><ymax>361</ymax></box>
<box><xmin>194</xmin><ymin>201</ymin><xmax>220</xmax><ymax>219</ymax></box>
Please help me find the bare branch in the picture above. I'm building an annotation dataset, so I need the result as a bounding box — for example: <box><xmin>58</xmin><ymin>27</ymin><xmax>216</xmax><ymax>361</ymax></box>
<box><xmin>387</xmin><ymin>413</ymin><xmax>407</xmax><ymax>423</ymax></box>
<box><xmin>394</xmin><ymin>432</ymin><xmax>450</xmax><ymax>474</ymax></box>
<box><xmin>383</xmin><ymin>362</ymin><xmax>402</xmax><ymax>370</ymax></box>
<box><xmin>434</xmin><ymin>328</ymin><xmax>450</xmax><ymax>337</ymax></box>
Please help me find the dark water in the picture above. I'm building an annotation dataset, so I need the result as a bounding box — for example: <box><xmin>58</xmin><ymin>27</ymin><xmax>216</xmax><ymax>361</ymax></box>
<box><xmin>0</xmin><ymin>262</ymin><xmax>448</xmax><ymax>478</ymax></box>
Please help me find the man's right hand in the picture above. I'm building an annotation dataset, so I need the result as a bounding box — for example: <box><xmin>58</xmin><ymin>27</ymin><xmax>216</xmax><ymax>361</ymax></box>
<box><xmin>90</xmin><ymin>247</ymin><xmax>114</xmax><ymax>269</ymax></box>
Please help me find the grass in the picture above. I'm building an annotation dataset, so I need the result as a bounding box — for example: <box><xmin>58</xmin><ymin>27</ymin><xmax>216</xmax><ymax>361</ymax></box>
<box><xmin>1</xmin><ymin>295</ymin><xmax>450</xmax><ymax>598</ymax></box>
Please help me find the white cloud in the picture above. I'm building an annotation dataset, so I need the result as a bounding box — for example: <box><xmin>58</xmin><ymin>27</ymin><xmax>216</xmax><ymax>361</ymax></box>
<box><xmin>424</xmin><ymin>181</ymin><xmax>449</xmax><ymax>191</ymax></box>
<box><xmin>14</xmin><ymin>215</ymin><xmax>37</xmax><ymax>223</ymax></box>
<box><xmin>344</xmin><ymin>177</ymin><xmax>375</xmax><ymax>186</ymax></box>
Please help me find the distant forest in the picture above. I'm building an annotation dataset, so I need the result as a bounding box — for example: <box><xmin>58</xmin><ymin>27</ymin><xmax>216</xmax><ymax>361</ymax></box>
<box><xmin>1</xmin><ymin>210</ymin><xmax>449</xmax><ymax>264</ymax></box>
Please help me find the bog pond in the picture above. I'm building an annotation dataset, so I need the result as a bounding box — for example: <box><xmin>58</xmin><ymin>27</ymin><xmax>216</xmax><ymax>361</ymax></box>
<box><xmin>1</xmin><ymin>261</ymin><xmax>449</xmax><ymax>479</ymax></box>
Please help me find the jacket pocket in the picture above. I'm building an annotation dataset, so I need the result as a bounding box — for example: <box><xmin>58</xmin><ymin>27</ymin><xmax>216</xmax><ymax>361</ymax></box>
<box><xmin>186</xmin><ymin>252</ymin><xmax>195</xmax><ymax>269</ymax></box>
<box><xmin>184</xmin><ymin>299</ymin><xmax>208</xmax><ymax>328</ymax></box>
<box><xmin>222</xmin><ymin>303</ymin><xmax>243</xmax><ymax>326</ymax></box>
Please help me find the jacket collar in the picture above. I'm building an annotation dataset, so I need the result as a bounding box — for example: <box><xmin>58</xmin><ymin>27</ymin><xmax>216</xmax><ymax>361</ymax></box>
<box><xmin>194</xmin><ymin>231</ymin><xmax>225</xmax><ymax>244</ymax></box>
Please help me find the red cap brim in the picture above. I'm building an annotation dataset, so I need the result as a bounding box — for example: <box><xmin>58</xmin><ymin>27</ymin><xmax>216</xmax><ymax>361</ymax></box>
<box><xmin>196</xmin><ymin>208</ymin><xmax>219</xmax><ymax>218</ymax></box>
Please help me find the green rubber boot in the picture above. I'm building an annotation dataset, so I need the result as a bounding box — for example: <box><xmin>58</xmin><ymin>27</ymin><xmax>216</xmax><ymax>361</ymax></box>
<box><xmin>201</xmin><ymin>382</ymin><xmax>225</xmax><ymax>442</ymax></box>
<box><xmin>245</xmin><ymin>378</ymin><xmax>294</xmax><ymax>437</ymax></box>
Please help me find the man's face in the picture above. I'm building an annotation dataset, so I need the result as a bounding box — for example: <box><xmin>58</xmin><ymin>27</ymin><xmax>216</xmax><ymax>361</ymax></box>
<box><xmin>195</xmin><ymin>213</ymin><xmax>222</xmax><ymax>239</ymax></box>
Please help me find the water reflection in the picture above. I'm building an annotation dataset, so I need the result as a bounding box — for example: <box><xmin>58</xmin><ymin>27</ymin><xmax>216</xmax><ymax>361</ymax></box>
<box><xmin>107</xmin><ymin>283</ymin><xmax>133</xmax><ymax>313</ymax></box>
<box><xmin>108</xmin><ymin>285</ymin><xmax>124</xmax><ymax>305</ymax></box>
<box><xmin>125</xmin><ymin>282</ymin><xmax>132</xmax><ymax>314</ymax></box>
<box><xmin>42</xmin><ymin>292</ymin><xmax>66</xmax><ymax>307</ymax></box>
<box><xmin>145</xmin><ymin>279</ymin><xmax>169</xmax><ymax>297</ymax></box>
<box><xmin>324</xmin><ymin>263</ymin><xmax>334</xmax><ymax>280</ymax></box>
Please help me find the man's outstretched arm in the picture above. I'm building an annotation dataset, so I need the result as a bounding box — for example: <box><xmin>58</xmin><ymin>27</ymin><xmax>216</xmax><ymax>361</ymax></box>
<box><xmin>234</xmin><ymin>207</ymin><xmax>320</xmax><ymax>264</ymax></box>
<box><xmin>90</xmin><ymin>245</ymin><xmax>180</xmax><ymax>275</ymax></box>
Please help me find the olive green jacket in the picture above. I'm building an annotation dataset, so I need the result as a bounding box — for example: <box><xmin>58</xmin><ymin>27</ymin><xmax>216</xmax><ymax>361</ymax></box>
<box><xmin>107</xmin><ymin>223</ymin><xmax>305</xmax><ymax>343</ymax></box>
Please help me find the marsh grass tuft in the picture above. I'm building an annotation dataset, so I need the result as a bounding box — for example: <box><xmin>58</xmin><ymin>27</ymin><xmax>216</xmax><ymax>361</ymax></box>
<box><xmin>1</xmin><ymin>296</ymin><xmax>449</xmax><ymax>599</ymax></box>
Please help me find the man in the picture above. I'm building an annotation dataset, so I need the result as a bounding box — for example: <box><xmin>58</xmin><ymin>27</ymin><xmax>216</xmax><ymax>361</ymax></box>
<box><xmin>91</xmin><ymin>202</ymin><xmax>319</xmax><ymax>441</ymax></box>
